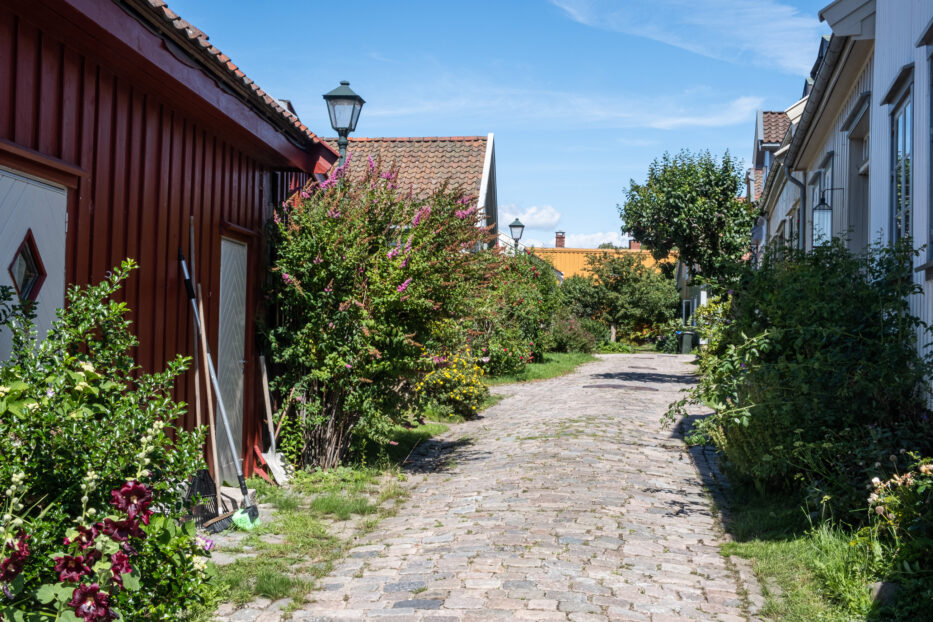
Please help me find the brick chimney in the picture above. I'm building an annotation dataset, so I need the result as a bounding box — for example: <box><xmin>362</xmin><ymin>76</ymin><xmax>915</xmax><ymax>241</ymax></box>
<box><xmin>629</xmin><ymin>240</ymin><xmax>641</xmax><ymax>250</ymax></box>
<box><xmin>555</xmin><ymin>231</ymin><xmax>565</xmax><ymax>248</ymax></box>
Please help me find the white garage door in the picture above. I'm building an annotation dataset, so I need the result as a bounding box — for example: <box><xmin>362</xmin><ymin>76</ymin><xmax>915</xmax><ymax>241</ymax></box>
<box><xmin>0</xmin><ymin>167</ymin><xmax>68</xmax><ymax>360</ymax></box>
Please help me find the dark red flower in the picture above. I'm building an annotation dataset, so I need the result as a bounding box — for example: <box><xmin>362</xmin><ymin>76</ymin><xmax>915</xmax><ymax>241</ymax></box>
<box><xmin>84</xmin><ymin>548</ymin><xmax>102</xmax><ymax>565</ymax></box>
<box><xmin>99</xmin><ymin>518</ymin><xmax>145</xmax><ymax>542</ymax></box>
<box><xmin>64</xmin><ymin>525</ymin><xmax>99</xmax><ymax>550</ymax></box>
<box><xmin>109</xmin><ymin>551</ymin><xmax>132</xmax><ymax>586</ymax></box>
<box><xmin>110</xmin><ymin>481</ymin><xmax>153</xmax><ymax>523</ymax></box>
<box><xmin>54</xmin><ymin>554</ymin><xmax>91</xmax><ymax>583</ymax></box>
<box><xmin>68</xmin><ymin>583</ymin><xmax>116</xmax><ymax>622</ymax></box>
<box><xmin>0</xmin><ymin>532</ymin><xmax>30</xmax><ymax>583</ymax></box>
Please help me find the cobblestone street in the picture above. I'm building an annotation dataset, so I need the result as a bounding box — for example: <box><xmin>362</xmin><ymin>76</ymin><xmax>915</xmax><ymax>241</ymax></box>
<box><xmin>226</xmin><ymin>354</ymin><xmax>761</xmax><ymax>621</ymax></box>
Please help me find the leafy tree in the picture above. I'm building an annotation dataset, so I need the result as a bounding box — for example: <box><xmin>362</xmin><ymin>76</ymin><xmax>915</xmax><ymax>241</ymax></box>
<box><xmin>560</xmin><ymin>275</ymin><xmax>602</xmax><ymax>320</ymax></box>
<box><xmin>620</xmin><ymin>150</ymin><xmax>757</xmax><ymax>288</ymax></box>
<box><xmin>559</xmin><ymin>257</ymin><xmax>678</xmax><ymax>342</ymax></box>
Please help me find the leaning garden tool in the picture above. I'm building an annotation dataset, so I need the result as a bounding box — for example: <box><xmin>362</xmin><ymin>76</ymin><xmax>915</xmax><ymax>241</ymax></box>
<box><xmin>259</xmin><ymin>354</ymin><xmax>288</xmax><ymax>484</ymax></box>
<box><xmin>178</xmin><ymin>248</ymin><xmax>259</xmax><ymax>532</ymax></box>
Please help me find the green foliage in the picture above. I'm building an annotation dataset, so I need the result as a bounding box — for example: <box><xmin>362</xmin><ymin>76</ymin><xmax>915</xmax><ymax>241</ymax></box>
<box><xmin>0</xmin><ymin>261</ymin><xmax>210</xmax><ymax>621</ymax></box>
<box><xmin>471</xmin><ymin>252</ymin><xmax>561</xmax><ymax>375</ymax></box>
<box><xmin>597</xmin><ymin>341</ymin><xmax>635</xmax><ymax>354</ymax></box>
<box><xmin>584</xmin><ymin>252</ymin><xmax>679</xmax><ymax>338</ymax></box>
<box><xmin>560</xmin><ymin>275</ymin><xmax>602</xmax><ymax>320</ymax></box>
<box><xmin>548</xmin><ymin>310</ymin><xmax>599</xmax><ymax>353</ymax></box>
<box><xmin>416</xmin><ymin>349</ymin><xmax>489</xmax><ymax>418</ymax></box>
<box><xmin>620</xmin><ymin>149</ymin><xmax>757</xmax><ymax>288</ymax></box>
<box><xmin>672</xmin><ymin>240</ymin><xmax>933</xmax><ymax>517</ymax></box>
<box><xmin>267</xmin><ymin>158</ymin><xmax>493</xmax><ymax>468</ymax></box>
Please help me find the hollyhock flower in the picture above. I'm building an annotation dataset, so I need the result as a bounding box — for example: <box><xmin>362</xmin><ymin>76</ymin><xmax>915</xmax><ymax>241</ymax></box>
<box><xmin>109</xmin><ymin>551</ymin><xmax>132</xmax><ymax>585</ymax></box>
<box><xmin>54</xmin><ymin>554</ymin><xmax>91</xmax><ymax>583</ymax></box>
<box><xmin>196</xmin><ymin>535</ymin><xmax>215</xmax><ymax>552</ymax></box>
<box><xmin>110</xmin><ymin>481</ymin><xmax>153</xmax><ymax>523</ymax></box>
<box><xmin>397</xmin><ymin>278</ymin><xmax>412</xmax><ymax>293</ymax></box>
<box><xmin>68</xmin><ymin>583</ymin><xmax>116</xmax><ymax>622</ymax></box>
<box><xmin>65</xmin><ymin>525</ymin><xmax>99</xmax><ymax>550</ymax></box>
<box><xmin>100</xmin><ymin>517</ymin><xmax>145</xmax><ymax>542</ymax></box>
<box><xmin>0</xmin><ymin>533</ymin><xmax>29</xmax><ymax>583</ymax></box>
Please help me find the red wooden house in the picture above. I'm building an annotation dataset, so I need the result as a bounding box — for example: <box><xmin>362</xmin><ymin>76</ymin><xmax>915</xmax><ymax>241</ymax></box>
<box><xmin>0</xmin><ymin>0</ymin><xmax>338</xmax><ymax>480</ymax></box>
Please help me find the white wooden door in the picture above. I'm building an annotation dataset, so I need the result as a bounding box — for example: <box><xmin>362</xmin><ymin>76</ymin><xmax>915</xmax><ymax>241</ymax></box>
<box><xmin>216</xmin><ymin>237</ymin><xmax>248</xmax><ymax>484</ymax></box>
<box><xmin>0</xmin><ymin>168</ymin><xmax>67</xmax><ymax>360</ymax></box>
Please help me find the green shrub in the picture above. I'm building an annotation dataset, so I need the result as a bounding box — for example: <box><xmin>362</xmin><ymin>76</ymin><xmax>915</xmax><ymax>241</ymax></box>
<box><xmin>548</xmin><ymin>310</ymin><xmax>598</xmax><ymax>353</ymax></box>
<box><xmin>471</xmin><ymin>251</ymin><xmax>560</xmax><ymax>373</ymax></box>
<box><xmin>267</xmin><ymin>158</ymin><xmax>493</xmax><ymax>468</ymax></box>
<box><xmin>0</xmin><ymin>261</ymin><xmax>210</xmax><ymax>621</ymax></box>
<box><xmin>673</xmin><ymin>240</ymin><xmax>933</xmax><ymax>516</ymax></box>
<box><xmin>598</xmin><ymin>341</ymin><xmax>635</xmax><ymax>354</ymax></box>
<box><xmin>416</xmin><ymin>349</ymin><xmax>489</xmax><ymax>417</ymax></box>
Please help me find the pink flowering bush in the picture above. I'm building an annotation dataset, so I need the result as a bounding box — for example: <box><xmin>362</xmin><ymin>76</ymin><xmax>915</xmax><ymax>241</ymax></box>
<box><xmin>0</xmin><ymin>261</ymin><xmax>211</xmax><ymax>620</ymax></box>
<box><xmin>468</xmin><ymin>251</ymin><xmax>560</xmax><ymax>376</ymax></box>
<box><xmin>267</xmin><ymin>158</ymin><xmax>496</xmax><ymax>468</ymax></box>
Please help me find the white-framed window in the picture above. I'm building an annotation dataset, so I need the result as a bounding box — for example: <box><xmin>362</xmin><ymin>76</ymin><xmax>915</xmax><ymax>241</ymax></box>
<box><xmin>892</xmin><ymin>90</ymin><xmax>912</xmax><ymax>241</ymax></box>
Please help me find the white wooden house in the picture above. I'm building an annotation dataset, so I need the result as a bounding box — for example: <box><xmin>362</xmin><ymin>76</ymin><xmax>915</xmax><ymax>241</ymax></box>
<box><xmin>757</xmin><ymin>0</ymin><xmax>933</xmax><ymax>354</ymax></box>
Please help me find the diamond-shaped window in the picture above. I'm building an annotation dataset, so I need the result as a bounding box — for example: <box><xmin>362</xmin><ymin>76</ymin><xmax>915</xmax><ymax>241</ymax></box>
<box><xmin>8</xmin><ymin>230</ymin><xmax>46</xmax><ymax>302</ymax></box>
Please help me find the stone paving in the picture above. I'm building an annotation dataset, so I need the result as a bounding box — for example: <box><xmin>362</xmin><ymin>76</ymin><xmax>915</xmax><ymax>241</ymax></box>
<box><xmin>221</xmin><ymin>353</ymin><xmax>762</xmax><ymax>621</ymax></box>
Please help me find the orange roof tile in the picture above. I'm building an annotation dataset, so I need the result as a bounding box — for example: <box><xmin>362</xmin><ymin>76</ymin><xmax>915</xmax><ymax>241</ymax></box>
<box><xmin>762</xmin><ymin>111</ymin><xmax>790</xmax><ymax>144</ymax></box>
<box><xmin>324</xmin><ymin>137</ymin><xmax>488</xmax><ymax>197</ymax></box>
<box><xmin>135</xmin><ymin>0</ymin><xmax>336</xmax><ymax>156</ymax></box>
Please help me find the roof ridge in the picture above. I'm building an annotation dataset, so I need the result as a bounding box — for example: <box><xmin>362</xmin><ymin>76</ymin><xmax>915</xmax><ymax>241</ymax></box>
<box><xmin>136</xmin><ymin>0</ymin><xmax>334</xmax><ymax>154</ymax></box>
<box><xmin>329</xmin><ymin>136</ymin><xmax>488</xmax><ymax>142</ymax></box>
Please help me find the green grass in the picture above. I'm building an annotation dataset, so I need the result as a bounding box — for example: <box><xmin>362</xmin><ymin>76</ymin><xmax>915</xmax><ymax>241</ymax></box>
<box><xmin>721</xmin><ymin>487</ymin><xmax>874</xmax><ymax>621</ymax></box>
<box><xmin>309</xmin><ymin>493</ymin><xmax>378</xmax><ymax>520</ymax></box>
<box><xmin>212</xmin><ymin>420</ymin><xmax>451</xmax><ymax>609</ymax></box>
<box><xmin>486</xmin><ymin>351</ymin><xmax>597</xmax><ymax>385</ymax></box>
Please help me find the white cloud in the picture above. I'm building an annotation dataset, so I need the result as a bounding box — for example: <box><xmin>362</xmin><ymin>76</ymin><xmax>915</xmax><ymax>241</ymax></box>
<box><xmin>501</xmin><ymin>204</ymin><xmax>562</xmax><ymax>229</ymax></box>
<box><xmin>649</xmin><ymin>96</ymin><xmax>763</xmax><ymax>129</ymax></box>
<box><xmin>551</xmin><ymin>0</ymin><xmax>824</xmax><ymax>76</ymax></box>
<box><xmin>564</xmin><ymin>231</ymin><xmax>633</xmax><ymax>248</ymax></box>
<box><xmin>365</xmin><ymin>70</ymin><xmax>762</xmax><ymax>130</ymax></box>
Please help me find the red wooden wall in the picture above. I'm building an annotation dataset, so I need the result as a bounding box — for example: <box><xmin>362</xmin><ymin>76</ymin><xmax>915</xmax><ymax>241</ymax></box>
<box><xmin>0</xmin><ymin>5</ymin><xmax>312</xmax><ymax>476</ymax></box>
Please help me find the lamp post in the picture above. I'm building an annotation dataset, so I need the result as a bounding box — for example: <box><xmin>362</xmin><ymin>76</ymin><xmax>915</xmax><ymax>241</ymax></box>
<box><xmin>813</xmin><ymin>187</ymin><xmax>843</xmax><ymax>245</ymax></box>
<box><xmin>322</xmin><ymin>81</ymin><xmax>365</xmax><ymax>166</ymax></box>
<box><xmin>509</xmin><ymin>218</ymin><xmax>525</xmax><ymax>254</ymax></box>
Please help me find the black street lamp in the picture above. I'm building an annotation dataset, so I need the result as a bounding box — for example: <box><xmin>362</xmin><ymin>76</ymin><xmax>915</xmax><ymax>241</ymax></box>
<box><xmin>323</xmin><ymin>81</ymin><xmax>365</xmax><ymax>166</ymax></box>
<box><xmin>509</xmin><ymin>218</ymin><xmax>525</xmax><ymax>254</ymax></box>
<box><xmin>813</xmin><ymin>187</ymin><xmax>843</xmax><ymax>245</ymax></box>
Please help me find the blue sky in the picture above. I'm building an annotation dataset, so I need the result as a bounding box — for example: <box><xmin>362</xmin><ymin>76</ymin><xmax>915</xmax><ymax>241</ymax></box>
<box><xmin>169</xmin><ymin>0</ymin><xmax>828</xmax><ymax>248</ymax></box>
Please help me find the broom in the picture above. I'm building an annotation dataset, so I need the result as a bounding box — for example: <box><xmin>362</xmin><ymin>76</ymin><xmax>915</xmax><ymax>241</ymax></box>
<box><xmin>179</xmin><ymin>249</ymin><xmax>259</xmax><ymax>532</ymax></box>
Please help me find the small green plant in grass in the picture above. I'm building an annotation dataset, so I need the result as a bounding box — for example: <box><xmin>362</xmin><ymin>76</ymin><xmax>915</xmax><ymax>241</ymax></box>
<box><xmin>309</xmin><ymin>494</ymin><xmax>378</xmax><ymax>520</ymax></box>
<box><xmin>253</xmin><ymin>569</ymin><xmax>296</xmax><ymax>600</ymax></box>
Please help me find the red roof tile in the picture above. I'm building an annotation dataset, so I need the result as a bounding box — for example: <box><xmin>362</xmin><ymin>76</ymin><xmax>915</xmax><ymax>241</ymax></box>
<box><xmin>324</xmin><ymin>137</ymin><xmax>489</xmax><ymax>197</ymax></box>
<box><xmin>133</xmin><ymin>0</ymin><xmax>336</xmax><ymax>156</ymax></box>
<box><xmin>762</xmin><ymin>111</ymin><xmax>790</xmax><ymax>144</ymax></box>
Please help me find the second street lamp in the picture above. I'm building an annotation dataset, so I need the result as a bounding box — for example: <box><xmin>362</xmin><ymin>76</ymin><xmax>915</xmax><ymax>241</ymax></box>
<box><xmin>509</xmin><ymin>218</ymin><xmax>525</xmax><ymax>254</ymax></box>
<box><xmin>323</xmin><ymin>81</ymin><xmax>365</xmax><ymax>166</ymax></box>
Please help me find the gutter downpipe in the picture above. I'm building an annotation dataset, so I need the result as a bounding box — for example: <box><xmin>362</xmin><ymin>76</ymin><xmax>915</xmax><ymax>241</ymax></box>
<box><xmin>783</xmin><ymin>34</ymin><xmax>847</xmax><ymax>250</ymax></box>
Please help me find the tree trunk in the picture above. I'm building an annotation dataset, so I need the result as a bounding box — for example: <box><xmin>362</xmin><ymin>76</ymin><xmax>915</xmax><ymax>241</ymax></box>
<box><xmin>300</xmin><ymin>393</ymin><xmax>354</xmax><ymax>469</ymax></box>
<box><xmin>610</xmin><ymin>322</ymin><xmax>617</xmax><ymax>343</ymax></box>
